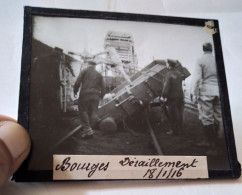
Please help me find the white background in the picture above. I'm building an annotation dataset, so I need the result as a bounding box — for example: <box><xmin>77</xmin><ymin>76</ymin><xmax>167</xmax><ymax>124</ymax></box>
<box><xmin>0</xmin><ymin>0</ymin><xmax>241</xmax><ymax>194</ymax></box>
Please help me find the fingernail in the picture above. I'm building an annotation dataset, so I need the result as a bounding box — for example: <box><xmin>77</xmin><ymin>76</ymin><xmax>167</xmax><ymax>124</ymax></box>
<box><xmin>0</xmin><ymin>121</ymin><xmax>30</xmax><ymax>162</ymax></box>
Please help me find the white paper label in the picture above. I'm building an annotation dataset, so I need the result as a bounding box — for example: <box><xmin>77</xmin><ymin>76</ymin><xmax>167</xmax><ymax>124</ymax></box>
<box><xmin>53</xmin><ymin>155</ymin><xmax>208</xmax><ymax>180</ymax></box>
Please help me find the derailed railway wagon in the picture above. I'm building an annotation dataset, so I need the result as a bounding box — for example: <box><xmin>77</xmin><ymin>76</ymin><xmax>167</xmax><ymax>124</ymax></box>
<box><xmin>97</xmin><ymin>59</ymin><xmax>190</xmax><ymax>154</ymax></box>
<box><xmin>98</xmin><ymin>60</ymin><xmax>190</xmax><ymax>130</ymax></box>
<box><xmin>52</xmin><ymin>59</ymin><xmax>190</xmax><ymax>152</ymax></box>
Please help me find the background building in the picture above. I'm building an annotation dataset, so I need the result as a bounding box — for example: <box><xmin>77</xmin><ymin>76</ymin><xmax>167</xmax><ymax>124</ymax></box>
<box><xmin>31</xmin><ymin>39</ymin><xmax>77</xmax><ymax>114</ymax></box>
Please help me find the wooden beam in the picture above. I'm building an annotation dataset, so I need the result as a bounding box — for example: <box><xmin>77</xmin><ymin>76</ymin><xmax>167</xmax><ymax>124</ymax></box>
<box><xmin>51</xmin><ymin>124</ymin><xmax>82</xmax><ymax>151</ymax></box>
<box><xmin>146</xmin><ymin>118</ymin><xmax>163</xmax><ymax>155</ymax></box>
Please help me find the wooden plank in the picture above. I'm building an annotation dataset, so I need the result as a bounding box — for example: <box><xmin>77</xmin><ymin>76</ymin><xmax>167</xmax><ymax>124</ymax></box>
<box><xmin>50</xmin><ymin>124</ymin><xmax>82</xmax><ymax>150</ymax></box>
<box><xmin>146</xmin><ymin>118</ymin><xmax>163</xmax><ymax>155</ymax></box>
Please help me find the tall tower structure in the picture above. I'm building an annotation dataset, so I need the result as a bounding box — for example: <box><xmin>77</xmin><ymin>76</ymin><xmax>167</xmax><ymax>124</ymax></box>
<box><xmin>104</xmin><ymin>31</ymin><xmax>138</xmax><ymax>77</ymax></box>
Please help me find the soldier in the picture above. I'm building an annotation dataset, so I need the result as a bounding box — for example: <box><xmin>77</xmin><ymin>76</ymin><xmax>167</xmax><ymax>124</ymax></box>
<box><xmin>74</xmin><ymin>59</ymin><xmax>106</xmax><ymax>138</ymax></box>
<box><xmin>160</xmin><ymin>59</ymin><xmax>184</xmax><ymax>136</ymax></box>
<box><xmin>190</xmin><ymin>42</ymin><xmax>222</xmax><ymax>155</ymax></box>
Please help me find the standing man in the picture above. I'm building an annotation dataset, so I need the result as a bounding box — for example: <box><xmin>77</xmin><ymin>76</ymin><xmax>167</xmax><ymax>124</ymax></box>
<box><xmin>161</xmin><ymin>59</ymin><xmax>184</xmax><ymax>136</ymax></box>
<box><xmin>74</xmin><ymin>59</ymin><xmax>106</xmax><ymax>138</ymax></box>
<box><xmin>191</xmin><ymin>42</ymin><xmax>221</xmax><ymax>155</ymax></box>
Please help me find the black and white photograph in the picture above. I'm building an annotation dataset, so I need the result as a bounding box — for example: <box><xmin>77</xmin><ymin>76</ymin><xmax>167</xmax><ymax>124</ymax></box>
<box><xmin>14</xmin><ymin>7</ymin><xmax>240</xmax><ymax>181</ymax></box>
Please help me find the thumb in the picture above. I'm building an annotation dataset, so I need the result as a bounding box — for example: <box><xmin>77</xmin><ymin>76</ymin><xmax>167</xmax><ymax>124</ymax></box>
<box><xmin>0</xmin><ymin>116</ymin><xmax>31</xmax><ymax>187</ymax></box>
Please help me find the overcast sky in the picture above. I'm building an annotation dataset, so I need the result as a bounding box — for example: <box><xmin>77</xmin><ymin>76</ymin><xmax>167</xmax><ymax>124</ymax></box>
<box><xmin>33</xmin><ymin>16</ymin><xmax>214</xmax><ymax>89</ymax></box>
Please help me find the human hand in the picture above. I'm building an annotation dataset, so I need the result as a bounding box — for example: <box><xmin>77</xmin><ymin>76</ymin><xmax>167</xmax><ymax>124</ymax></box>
<box><xmin>0</xmin><ymin>115</ymin><xmax>31</xmax><ymax>187</ymax></box>
<box><xmin>73</xmin><ymin>89</ymin><xmax>77</xmax><ymax>98</ymax></box>
<box><xmin>160</xmin><ymin>96</ymin><xmax>167</xmax><ymax>103</ymax></box>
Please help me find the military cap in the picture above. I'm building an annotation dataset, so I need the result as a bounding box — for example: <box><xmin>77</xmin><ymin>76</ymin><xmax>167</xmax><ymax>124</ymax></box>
<box><xmin>87</xmin><ymin>58</ymin><xmax>97</xmax><ymax>65</ymax></box>
<box><xmin>203</xmin><ymin>42</ymin><xmax>212</xmax><ymax>51</ymax></box>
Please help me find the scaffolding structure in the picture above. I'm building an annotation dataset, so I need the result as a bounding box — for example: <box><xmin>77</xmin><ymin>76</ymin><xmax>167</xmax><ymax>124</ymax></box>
<box><xmin>104</xmin><ymin>31</ymin><xmax>138</xmax><ymax>77</ymax></box>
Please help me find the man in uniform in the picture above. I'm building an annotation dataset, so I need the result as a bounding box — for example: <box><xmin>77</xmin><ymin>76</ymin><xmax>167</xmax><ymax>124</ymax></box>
<box><xmin>74</xmin><ymin>59</ymin><xmax>106</xmax><ymax>138</ymax></box>
<box><xmin>161</xmin><ymin>59</ymin><xmax>184</xmax><ymax>136</ymax></box>
<box><xmin>191</xmin><ymin>42</ymin><xmax>222</xmax><ymax>155</ymax></box>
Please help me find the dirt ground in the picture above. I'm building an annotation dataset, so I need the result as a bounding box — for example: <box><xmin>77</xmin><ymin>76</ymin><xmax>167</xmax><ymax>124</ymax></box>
<box><xmin>153</xmin><ymin>108</ymin><xmax>230</xmax><ymax>170</ymax></box>
<box><xmin>28</xmin><ymin>107</ymin><xmax>230</xmax><ymax>172</ymax></box>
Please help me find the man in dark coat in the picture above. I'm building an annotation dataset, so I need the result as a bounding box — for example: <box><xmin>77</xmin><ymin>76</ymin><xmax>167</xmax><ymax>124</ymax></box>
<box><xmin>74</xmin><ymin>60</ymin><xmax>106</xmax><ymax>138</ymax></box>
<box><xmin>161</xmin><ymin>59</ymin><xmax>184</xmax><ymax>136</ymax></box>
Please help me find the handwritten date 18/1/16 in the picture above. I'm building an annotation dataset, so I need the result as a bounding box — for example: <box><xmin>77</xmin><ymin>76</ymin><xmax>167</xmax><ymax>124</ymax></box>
<box><xmin>143</xmin><ymin>168</ymin><xmax>184</xmax><ymax>179</ymax></box>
